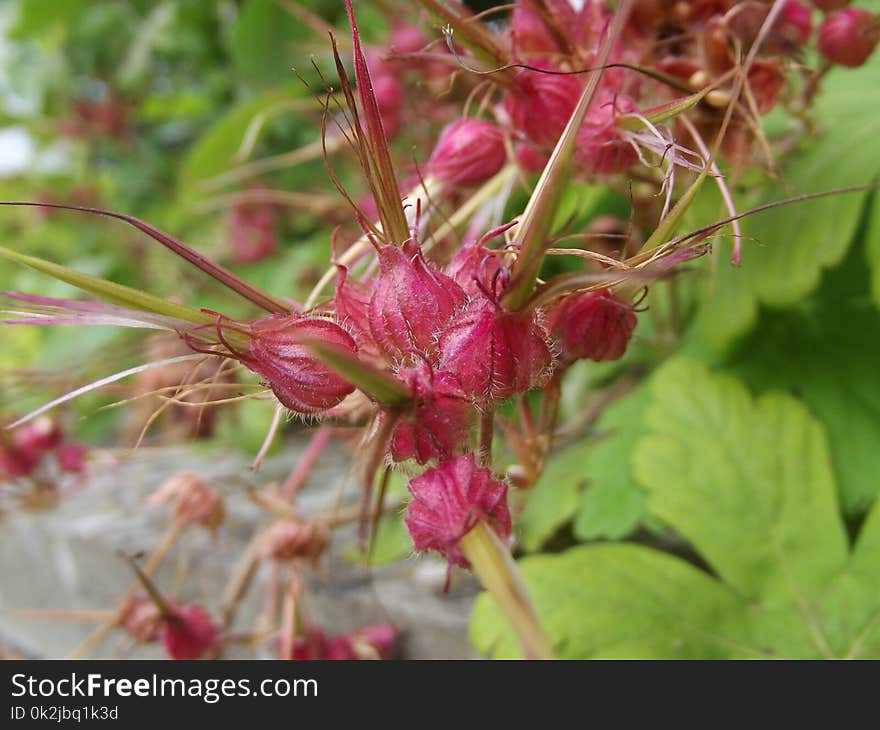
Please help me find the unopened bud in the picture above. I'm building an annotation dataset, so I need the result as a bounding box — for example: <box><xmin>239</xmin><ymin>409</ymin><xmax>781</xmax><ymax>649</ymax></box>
<box><xmin>819</xmin><ymin>8</ymin><xmax>880</xmax><ymax>67</ymax></box>
<box><xmin>426</xmin><ymin>119</ymin><xmax>506</xmax><ymax>188</ymax></box>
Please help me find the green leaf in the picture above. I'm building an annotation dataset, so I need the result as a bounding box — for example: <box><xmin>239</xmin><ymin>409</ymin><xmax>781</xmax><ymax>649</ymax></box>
<box><xmin>721</xmin><ymin>246</ymin><xmax>880</xmax><ymax>515</ymax></box>
<box><xmin>866</xmin><ymin>193</ymin><xmax>880</xmax><ymax>309</ymax></box>
<box><xmin>230</xmin><ymin>0</ymin><xmax>308</xmax><ymax>86</ymax></box>
<box><xmin>573</xmin><ymin>384</ymin><xmax>650</xmax><ymax>540</ymax></box>
<box><xmin>470</xmin><ymin>543</ymin><xmax>747</xmax><ymax>659</ymax></box>
<box><xmin>517</xmin><ymin>446</ymin><xmax>584</xmax><ymax>552</ymax></box>
<box><xmin>0</xmin><ymin>245</ymin><xmax>211</xmax><ymax>324</ymax></box>
<box><xmin>473</xmin><ymin>359</ymin><xmax>880</xmax><ymax>659</ymax></box>
<box><xmin>696</xmin><ymin>54</ymin><xmax>880</xmax><ymax>351</ymax></box>
<box><xmin>178</xmin><ymin>89</ymin><xmax>305</xmax><ymax>199</ymax></box>
<box><xmin>635</xmin><ymin>358</ymin><xmax>848</xmax><ymax>600</ymax></box>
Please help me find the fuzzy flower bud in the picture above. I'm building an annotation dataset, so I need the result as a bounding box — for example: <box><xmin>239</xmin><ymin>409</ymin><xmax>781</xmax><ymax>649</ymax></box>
<box><xmin>574</xmin><ymin>93</ymin><xmax>638</xmax><ymax>174</ymax></box>
<box><xmin>369</xmin><ymin>240</ymin><xmax>467</xmax><ymax>361</ymax></box>
<box><xmin>549</xmin><ymin>288</ymin><xmax>637</xmax><ymax>364</ymax></box>
<box><xmin>55</xmin><ymin>442</ymin><xmax>87</xmax><ymax>474</ymax></box>
<box><xmin>818</xmin><ymin>8</ymin><xmax>880</xmax><ymax>66</ymax></box>
<box><xmin>243</xmin><ymin>315</ymin><xmax>357</xmax><ymax>413</ymax></box>
<box><xmin>504</xmin><ymin>68</ymin><xmax>580</xmax><ymax>147</ymax></box>
<box><xmin>380</xmin><ymin>359</ymin><xmax>473</xmax><ymax>464</ymax></box>
<box><xmin>117</xmin><ymin>596</ymin><xmax>162</xmax><ymax>644</ymax></box>
<box><xmin>405</xmin><ymin>454</ymin><xmax>512</xmax><ymax>569</ymax></box>
<box><xmin>13</xmin><ymin>417</ymin><xmax>63</xmax><ymax>455</ymax></box>
<box><xmin>426</xmin><ymin>119</ymin><xmax>506</xmax><ymax>188</ymax></box>
<box><xmin>148</xmin><ymin>472</ymin><xmax>225</xmax><ymax>532</ymax></box>
<box><xmin>162</xmin><ymin>604</ymin><xmax>219</xmax><ymax>660</ymax></box>
<box><xmin>260</xmin><ymin>518</ymin><xmax>329</xmax><ymax>565</ymax></box>
<box><xmin>438</xmin><ymin>297</ymin><xmax>553</xmax><ymax>403</ymax></box>
<box><xmin>509</xmin><ymin>3</ymin><xmax>559</xmax><ymax>57</ymax></box>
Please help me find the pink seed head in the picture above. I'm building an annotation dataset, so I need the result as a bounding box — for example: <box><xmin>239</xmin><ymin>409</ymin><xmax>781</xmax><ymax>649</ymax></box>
<box><xmin>382</xmin><ymin>359</ymin><xmax>473</xmax><ymax>464</ymax></box>
<box><xmin>426</xmin><ymin>119</ymin><xmax>507</xmax><ymax>188</ymax></box>
<box><xmin>55</xmin><ymin>442</ymin><xmax>88</xmax><ymax>474</ymax></box>
<box><xmin>504</xmin><ymin>67</ymin><xmax>580</xmax><ymax>147</ymax></box>
<box><xmin>162</xmin><ymin>604</ymin><xmax>218</xmax><ymax>660</ymax></box>
<box><xmin>819</xmin><ymin>8</ymin><xmax>880</xmax><ymax>66</ymax></box>
<box><xmin>574</xmin><ymin>93</ymin><xmax>639</xmax><ymax>174</ymax></box>
<box><xmin>368</xmin><ymin>240</ymin><xmax>467</xmax><ymax>361</ymax></box>
<box><xmin>405</xmin><ymin>454</ymin><xmax>512</xmax><ymax>569</ymax></box>
<box><xmin>438</xmin><ymin>296</ymin><xmax>553</xmax><ymax>403</ymax></box>
<box><xmin>244</xmin><ymin>315</ymin><xmax>357</xmax><ymax>414</ymax></box>
<box><xmin>549</xmin><ymin>288</ymin><xmax>637</xmax><ymax>363</ymax></box>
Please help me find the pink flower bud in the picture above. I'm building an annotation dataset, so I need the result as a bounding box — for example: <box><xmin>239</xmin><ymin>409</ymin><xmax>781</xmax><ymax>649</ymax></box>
<box><xmin>13</xmin><ymin>417</ymin><xmax>63</xmax><ymax>454</ymax></box>
<box><xmin>0</xmin><ymin>446</ymin><xmax>40</xmax><ymax>479</ymax></box>
<box><xmin>260</xmin><ymin>518</ymin><xmax>329</xmax><ymax>565</ymax></box>
<box><xmin>368</xmin><ymin>240</ymin><xmax>467</xmax><ymax>361</ymax></box>
<box><xmin>438</xmin><ymin>296</ymin><xmax>553</xmax><ymax>403</ymax></box>
<box><xmin>444</xmin><ymin>242</ymin><xmax>506</xmax><ymax>298</ymax></box>
<box><xmin>334</xmin><ymin>266</ymin><xmax>377</xmax><ymax>356</ymax></box>
<box><xmin>55</xmin><ymin>442</ymin><xmax>88</xmax><ymax>474</ymax></box>
<box><xmin>226</xmin><ymin>201</ymin><xmax>277</xmax><ymax>264</ymax></box>
<box><xmin>391</xmin><ymin>24</ymin><xmax>427</xmax><ymax>54</ymax></box>
<box><xmin>117</xmin><ymin>596</ymin><xmax>162</xmax><ymax>643</ymax></box>
<box><xmin>426</xmin><ymin>119</ymin><xmax>507</xmax><ymax>188</ymax></box>
<box><xmin>349</xmin><ymin>623</ymin><xmax>399</xmax><ymax>659</ymax></box>
<box><xmin>162</xmin><ymin>604</ymin><xmax>218</xmax><ymax>660</ymax></box>
<box><xmin>243</xmin><ymin>315</ymin><xmax>357</xmax><ymax>414</ymax></box>
<box><xmin>405</xmin><ymin>454</ymin><xmax>512</xmax><ymax>568</ymax></box>
<box><xmin>509</xmin><ymin>3</ymin><xmax>559</xmax><ymax>57</ymax></box>
<box><xmin>574</xmin><ymin>93</ymin><xmax>638</xmax><ymax>174</ymax></box>
<box><xmin>381</xmin><ymin>359</ymin><xmax>473</xmax><ymax>464</ymax></box>
<box><xmin>149</xmin><ymin>472</ymin><xmax>225</xmax><ymax>531</ymax></box>
<box><xmin>549</xmin><ymin>288</ymin><xmax>637</xmax><ymax>363</ymax></box>
<box><xmin>504</xmin><ymin>68</ymin><xmax>580</xmax><ymax>147</ymax></box>
<box><xmin>819</xmin><ymin>8</ymin><xmax>880</xmax><ymax>66</ymax></box>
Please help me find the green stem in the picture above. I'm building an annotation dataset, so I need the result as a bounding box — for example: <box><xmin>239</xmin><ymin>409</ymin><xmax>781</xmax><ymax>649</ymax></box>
<box><xmin>459</xmin><ymin>521</ymin><xmax>555</xmax><ymax>660</ymax></box>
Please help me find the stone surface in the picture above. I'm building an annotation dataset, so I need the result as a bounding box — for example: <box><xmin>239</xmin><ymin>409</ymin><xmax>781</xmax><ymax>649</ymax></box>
<box><xmin>0</xmin><ymin>441</ymin><xmax>479</xmax><ymax>659</ymax></box>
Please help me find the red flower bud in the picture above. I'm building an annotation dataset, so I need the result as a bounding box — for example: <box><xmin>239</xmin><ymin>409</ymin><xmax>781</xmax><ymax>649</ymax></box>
<box><xmin>549</xmin><ymin>288</ymin><xmax>637</xmax><ymax>363</ymax></box>
<box><xmin>334</xmin><ymin>266</ymin><xmax>377</xmax><ymax>356</ymax></box>
<box><xmin>13</xmin><ymin>417</ymin><xmax>63</xmax><ymax>454</ymax></box>
<box><xmin>162</xmin><ymin>604</ymin><xmax>218</xmax><ymax>660</ymax></box>
<box><xmin>243</xmin><ymin>315</ymin><xmax>357</xmax><ymax>414</ymax></box>
<box><xmin>55</xmin><ymin>442</ymin><xmax>88</xmax><ymax>474</ymax></box>
<box><xmin>381</xmin><ymin>359</ymin><xmax>473</xmax><ymax>464</ymax></box>
<box><xmin>369</xmin><ymin>240</ymin><xmax>467</xmax><ymax>361</ymax></box>
<box><xmin>405</xmin><ymin>454</ymin><xmax>512</xmax><ymax>568</ymax></box>
<box><xmin>819</xmin><ymin>8</ymin><xmax>880</xmax><ymax>66</ymax></box>
<box><xmin>775</xmin><ymin>0</ymin><xmax>814</xmax><ymax>49</ymax></box>
<box><xmin>504</xmin><ymin>68</ymin><xmax>580</xmax><ymax>147</ymax></box>
<box><xmin>0</xmin><ymin>446</ymin><xmax>40</xmax><ymax>480</ymax></box>
<box><xmin>438</xmin><ymin>296</ymin><xmax>553</xmax><ymax>403</ymax></box>
<box><xmin>427</xmin><ymin>119</ymin><xmax>506</xmax><ymax>188</ymax></box>
<box><xmin>391</xmin><ymin>24</ymin><xmax>427</xmax><ymax>54</ymax></box>
<box><xmin>574</xmin><ymin>93</ymin><xmax>638</xmax><ymax>174</ymax></box>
